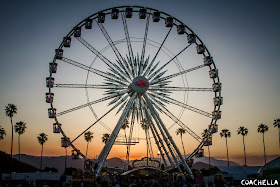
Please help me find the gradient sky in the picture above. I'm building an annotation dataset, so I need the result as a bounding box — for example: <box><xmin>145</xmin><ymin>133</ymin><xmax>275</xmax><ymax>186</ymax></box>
<box><xmin>0</xmin><ymin>0</ymin><xmax>280</xmax><ymax>166</ymax></box>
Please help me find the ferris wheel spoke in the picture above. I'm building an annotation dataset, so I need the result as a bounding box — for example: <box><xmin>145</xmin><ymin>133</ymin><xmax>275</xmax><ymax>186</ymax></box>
<box><xmin>60</xmin><ymin>57</ymin><xmax>127</xmax><ymax>85</ymax></box>
<box><xmin>76</xmin><ymin>37</ymin><xmax>130</xmax><ymax>81</ymax></box>
<box><xmin>139</xmin><ymin>14</ymin><xmax>150</xmax><ymax>76</ymax></box>
<box><xmin>144</xmin><ymin>93</ymin><xmax>194</xmax><ymax>180</ymax></box>
<box><xmin>96</xmin><ymin>92</ymin><xmax>137</xmax><ymax>176</ymax></box>
<box><xmin>96</xmin><ymin>21</ymin><xmax>134</xmax><ymax>79</ymax></box>
<box><xmin>150</xmin><ymin>64</ymin><xmax>206</xmax><ymax>85</ymax></box>
<box><xmin>57</xmin><ymin>90</ymin><xmax>128</xmax><ymax>116</ymax></box>
<box><xmin>149</xmin><ymin>86</ymin><xmax>213</xmax><ymax>92</ymax></box>
<box><xmin>159</xmin><ymin>104</ymin><xmax>202</xmax><ymax>142</ymax></box>
<box><xmin>121</xmin><ymin>12</ymin><xmax>135</xmax><ymax>77</ymax></box>
<box><xmin>163</xmin><ymin>96</ymin><xmax>212</xmax><ymax>118</ymax></box>
<box><xmin>148</xmin><ymin>42</ymin><xmax>194</xmax><ymax>80</ymax></box>
<box><xmin>54</xmin><ymin>83</ymin><xmax>127</xmax><ymax>90</ymax></box>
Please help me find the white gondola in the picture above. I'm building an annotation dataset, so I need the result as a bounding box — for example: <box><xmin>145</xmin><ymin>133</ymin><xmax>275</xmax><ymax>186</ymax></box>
<box><xmin>98</xmin><ymin>13</ymin><xmax>105</xmax><ymax>23</ymax></box>
<box><xmin>46</xmin><ymin>77</ymin><xmax>54</xmax><ymax>88</ymax></box>
<box><xmin>187</xmin><ymin>34</ymin><xmax>196</xmax><ymax>43</ymax></box>
<box><xmin>46</xmin><ymin>92</ymin><xmax>54</xmax><ymax>103</ymax></box>
<box><xmin>177</xmin><ymin>25</ymin><xmax>185</xmax><ymax>34</ymax></box>
<box><xmin>210</xmin><ymin>124</ymin><xmax>218</xmax><ymax>133</ymax></box>
<box><xmin>212</xmin><ymin>83</ymin><xmax>222</xmax><ymax>92</ymax></box>
<box><xmin>61</xmin><ymin>137</ymin><xmax>69</xmax><ymax>148</ymax></box>
<box><xmin>74</xmin><ymin>27</ymin><xmax>81</xmax><ymax>37</ymax></box>
<box><xmin>55</xmin><ymin>49</ymin><xmax>63</xmax><ymax>59</ymax></box>
<box><xmin>48</xmin><ymin>108</ymin><xmax>56</xmax><ymax>118</ymax></box>
<box><xmin>152</xmin><ymin>12</ymin><xmax>160</xmax><ymax>22</ymax></box>
<box><xmin>139</xmin><ymin>8</ymin><xmax>146</xmax><ymax>19</ymax></box>
<box><xmin>84</xmin><ymin>160</ymin><xmax>93</xmax><ymax>170</ymax></box>
<box><xmin>213</xmin><ymin>97</ymin><xmax>223</xmax><ymax>106</ymax></box>
<box><xmin>212</xmin><ymin>111</ymin><xmax>221</xmax><ymax>120</ymax></box>
<box><xmin>125</xmin><ymin>7</ymin><xmax>133</xmax><ymax>18</ymax></box>
<box><xmin>209</xmin><ymin>69</ymin><xmax>218</xmax><ymax>78</ymax></box>
<box><xmin>111</xmin><ymin>8</ymin><xmax>119</xmax><ymax>19</ymax></box>
<box><xmin>165</xmin><ymin>17</ymin><xmax>173</xmax><ymax>27</ymax></box>
<box><xmin>204</xmin><ymin>56</ymin><xmax>213</xmax><ymax>66</ymax></box>
<box><xmin>204</xmin><ymin>136</ymin><xmax>212</xmax><ymax>146</ymax></box>
<box><xmin>53</xmin><ymin>123</ymin><xmax>61</xmax><ymax>133</ymax></box>
<box><xmin>63</xmin><ymin>37</ymin><xmax>71</xmax><ymax>47</ymax></box>
<box><xmin>49</xmin><ymin>62</ymin><xmax>57</xmax><ymax>73</ymax></box>
<box><xmin>85</xmin><ymin>19</ymin><xmax>93</xmax><ymax>29</ymax></box>
<box><xmin>72</xmin><ymin>150</ymin><xmax>79</xmax><ymax>159</ymax></box>
<box><xmin>196</xmin><ymin>44</ymin><xmax>205</xmax><ymax>54</ymax></box>
<box><xmin>195</xmin><ymin>149</ymin><xmax>204</xmax><ymax>158</ymax></box>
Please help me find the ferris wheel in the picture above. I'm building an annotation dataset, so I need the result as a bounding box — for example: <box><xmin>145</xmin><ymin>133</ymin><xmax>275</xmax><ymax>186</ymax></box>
<box><xmin>46</xmin><ymin>6</ymin><xmax>222</xmax><ymax>180</ymax></box>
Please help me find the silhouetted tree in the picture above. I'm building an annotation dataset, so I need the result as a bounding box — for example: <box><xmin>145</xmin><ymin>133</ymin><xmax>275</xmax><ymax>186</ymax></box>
<box><xmin>14</xmin><ymin>121</ymin><xmax>27</xmax><ymax>160</ymax></box>
<box><xmin>0</xmin><ymin>126</ymin><xmax>6</xmax><ymax>140</ymax></box>
<box><xmin>37</xmin><ymin>133</ymin><xmax>48</xmax><ymax>170</ymax></box>
<box><xmin>273</xmin><ymin>118</ymin><xmax>280</xmax><ymax>149</ymax></box>
<box><xmin>220</xmin><ymin>129</ymin><xmax>231</xmax><ymax>167</ymax></box>
<box><xmin>102</xmin><ymin>133</ymin><xmax>110</xmax><ymax>144</ymax></box>
<box><xmin>5</xmin><ymin>104</ymin><xmax>17</xmax><ymax>158</ymax></box>
<box><xmin>84</xmin><ymin>131</ymin><xmax>94</xmax><ymax>156</ymax></box>
<box><xmin>257</xmin><ymin>124</ymin><xmax>269</xmax><ymax>164</ymax></box>
<box><xmin>237</xmin><ymin>126</ymin><xmax>248</xmax><ymax>166</ymax></box>
<box><xmin>140</xmin><ymin>119</ymin><xmax>150</xmax><ymax>162</ymax></box>
<box><xmin>176</xmin><ymin>128</ymin><xmax>187</xmax><ymax>160</ymax></box>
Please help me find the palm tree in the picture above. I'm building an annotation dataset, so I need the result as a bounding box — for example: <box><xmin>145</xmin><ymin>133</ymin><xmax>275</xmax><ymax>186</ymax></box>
<box><xmin>140</xmin><ymin>119</ymin><xmax>150</xmax><ymax>166</ymax></box>
<box><xmin>273</xmin><ymin>118</ymin><xmax>280</xmax><ymax>149</ymax></box>
<box><xmin>220</xmin><ymin>129</ymin><xmax>231</xmax><ymax>167</ymax></box>
<box><xmin>84</xmin><ymin>131</ymin><xmax>94</xmax><ymax>156</ymax></box>
<box><xmin>237</xmin><ymin>126</ymin><xmax>248</xmax><ymax>166</ymax></box>
<box><xmin>257</xmin><ymin>124</ymin><xmax>269</xmax><ymax>164</ymax></box>
<box><xmin>14</xmin><ymin>121</ymin><xmax>27</xmax><ymax>160</ymax></box>
<box><xmin>0</xmin><ymin>126</ymin><xmax>6</xmax><ymax>140</ymax></box>
<box><xmin>176</xmin><ymin>128</ymin><xmax>187</xmax><ymax>160</ymax></box>
<box><xmin>102</xmin><ymin>133</ymin><xmax>110</xmax><ymax>144</ymax></box>
<box><xmin>5</xmin><ymin>104</ymin><xmax>17</xmax><ymax>158</ymax></box>
<box><xmin>121</xmin><ymin>118</ymin><xmax>129</xmax><ymax>143</ymax></box>
<box><xmin>37</xmin><ymin>133</ymin><xmax>48</xmax><ymax>170</ymax></box>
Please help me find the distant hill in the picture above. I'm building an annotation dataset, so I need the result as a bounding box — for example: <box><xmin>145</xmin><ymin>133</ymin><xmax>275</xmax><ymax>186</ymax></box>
<box><xmin>0</xmin><ymin>151</ymin><xmax>38</xmax><ymax>174</ymax></box>
<box><xmin>11</xmin><ymin>153</ymin><xmax>242</xmax><ymax>174</ymax></box>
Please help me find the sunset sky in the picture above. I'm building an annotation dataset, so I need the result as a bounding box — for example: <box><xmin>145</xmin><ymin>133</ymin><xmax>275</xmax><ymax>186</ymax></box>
<box><xmin>0</xmin><ymin>0</ymin><xmax>280</xmax><ymax>167</ymax></box>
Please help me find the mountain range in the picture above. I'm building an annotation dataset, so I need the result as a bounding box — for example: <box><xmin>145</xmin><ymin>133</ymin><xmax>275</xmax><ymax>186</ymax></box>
<box><xmin>12</xmin><ymin>154</ymin><xmax>241</xmax><ymax>174</ymax></box>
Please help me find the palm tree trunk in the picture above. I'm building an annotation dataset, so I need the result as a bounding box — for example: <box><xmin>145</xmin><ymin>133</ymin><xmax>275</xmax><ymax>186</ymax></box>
<box><xmin>226</xmin><ymin>137</ymin><xmax>229</xmax><ymax>167</ymax></box>
<box><xmin>18</xmin><ymin>134</ymin><xmax>21</xmax><ymax>160</ymax></box>
<box><xmin>145</xmin><ymin>129</ymin><xmax>149</xmax><ymax>166</ymax></box>
<box><xmin>65</xmin><ymin>148</ymin><xmax>67</xmax><ymax>172</ymax></box>
<box><xmin>243</xmin><ymin>135</ymin><xmax>247</xmax><ymax>166</ymax></box>
<box><xmin>86</xmin><ymin>141</ymin><xmax>89</xmax><ymax>156</ymax></box>
<box><xmin>10</xmin><ymin>118</ymin><xmax>14</xmax><ymax>158</ymax></box>
<box><xmin>180</xmin><ymin>135</ymin><xmax>186</xmax><ymax>160</ymax></box>
<box><xmin>40</xmin><ymin>144</ymin><xmax>43</xmax><ymax>170</ymax></box>
<box><xmin>262</xmin><ymin>133</ymin><xmax>266</xmax><ymax>165</ymax></box>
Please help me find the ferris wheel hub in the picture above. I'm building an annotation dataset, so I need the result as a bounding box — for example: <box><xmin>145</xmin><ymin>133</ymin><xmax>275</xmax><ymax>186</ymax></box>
<box><xmin>131</xmin><ymin>76</ymin><xmax>149</xmax><ymax>93</ymax></box>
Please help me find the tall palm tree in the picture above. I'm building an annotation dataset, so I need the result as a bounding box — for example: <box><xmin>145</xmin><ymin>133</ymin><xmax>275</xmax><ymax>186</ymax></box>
<box><xmin>37</xmin><ymin>133</ymin><xmax>48</xmax><ymax>170</ymax></box>
<box><xmin>84</xmin><ymin>131</ymin><xmax>94</xmax><ymax>156</ymax></box>
<box><xmin>237</xmin><ymin>126</ymin><xmax>248</xmax><ymax>166</ymax></box>
<box><xmin>122</xmin><ymin>118</ymin><xmax>129</xmax><ymax>143</ymax></box>
<box><xmin>5</xmin><ymin>104</ymin><xmax>17</xmax><ymax>158</ymax></box>
<box><xmin>220</xmin><ymin>129</ymin><xmax>231</xmax><ymax>167</ymax></box>
<box><xmin>176</xmin><ymin>128</ymin><xmax>187</xmax><ymax>160</ymax></box>
<box><xmin>257</xmin><ymin>124</ymin><xmax>269</xmax><ymax>165</ymax></box>
<box><xmin>102</xmin><ymin>133</ymin><xmax>110</xmax><ymax>144</ymax></box>
<box><xmin>273</xmin><ymin>118</ymin><xmax>280</xmax><ymax>149</ymax></box>
<box><xmin>140</xmin><ymin>119</ymin><xmax>150</xmax><ymax>166</ymax></box>
<box><xmin>0</xmin><ymin>126</ymin><xmax>6</xmax><ymax>140</ymax></box>
<box><xmin>14</xmin><ymin>121</ymin><xmax>27</xmax><ymax>160</ymax></box>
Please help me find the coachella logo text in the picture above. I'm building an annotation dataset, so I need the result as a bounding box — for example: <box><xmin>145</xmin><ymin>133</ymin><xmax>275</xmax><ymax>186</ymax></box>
<box><xmin>241</xmin><ymin>179</ymin><xmax>278</xmax><ymax>186</ymax></box>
